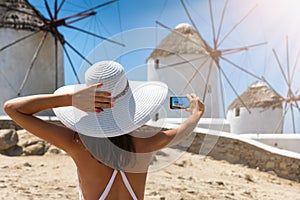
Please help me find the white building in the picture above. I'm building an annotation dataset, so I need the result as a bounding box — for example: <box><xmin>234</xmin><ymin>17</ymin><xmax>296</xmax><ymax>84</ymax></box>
<box><xmin>147</xmin><ymin>23</ymin><xmax>222</xmax><ymax>119</ymax></box>
<box><xmin>227</xmin><ymin>82</ymin><xmax>283</xmax><ymax>134</ymax></box>
<box><xmin>0</xmin><ymin>0</ymin><xmax>64</xmax><ymax>115</ymax></box>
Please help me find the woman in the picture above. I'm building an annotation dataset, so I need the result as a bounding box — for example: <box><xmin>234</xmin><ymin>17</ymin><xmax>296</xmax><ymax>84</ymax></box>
<box><xmin>4</xmin><ymin>61</ymin><xmax>204</xmax><ymax>200</ymax></box>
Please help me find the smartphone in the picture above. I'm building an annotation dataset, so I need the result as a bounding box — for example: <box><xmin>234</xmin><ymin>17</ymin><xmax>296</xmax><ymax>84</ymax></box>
<box><xmin>170</xmin><ymin>96</ymin><xmax>190</xmax><ymax>109</ymax></box>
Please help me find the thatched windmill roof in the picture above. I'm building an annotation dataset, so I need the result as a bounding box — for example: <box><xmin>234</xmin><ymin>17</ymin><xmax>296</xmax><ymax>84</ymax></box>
<box><xmin>147</xmin><ymin>23</ymin><xmax>209</xmax><ymax>60</ymax></box>
<box><xmin>0</xmin><ymin>0</ymin><xmax>45</xmax><ymax>31</ymax></box>
<box><xmin>228</xmin><ymin>82</ymin><xmax>283</xmax><ymax>110</ymax></box>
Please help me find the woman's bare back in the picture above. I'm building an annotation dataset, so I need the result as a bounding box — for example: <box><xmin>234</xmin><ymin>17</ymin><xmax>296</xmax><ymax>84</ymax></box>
<box><xmin>73</xmin><ymin>134</ymin><xmax>154</xmax><ymax>200</ymax></box>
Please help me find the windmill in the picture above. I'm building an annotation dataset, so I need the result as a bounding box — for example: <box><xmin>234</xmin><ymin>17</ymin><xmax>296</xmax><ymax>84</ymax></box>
<box><xmin>150</xmin><ymin>0</ymin><xmax>267</xmax><ymax>119</ymax></box>
<box><xmin>151</xmin><ymin>0</ymin><xmax>299</xmax><ymax>133</ymax></box>
<box><xmin>269</xmin><ymin>37</ymin><xmax>300</xmax><ymax>133</ymax></box>
<box><xmin>225</xmin><ymin>37</ymin><xmax>300</xmax><ymax>134</ymax></box>
<box><xmin>0</xmin><ymin>0</ymin><xmax>123</xmax><ymax>114</ymax></box>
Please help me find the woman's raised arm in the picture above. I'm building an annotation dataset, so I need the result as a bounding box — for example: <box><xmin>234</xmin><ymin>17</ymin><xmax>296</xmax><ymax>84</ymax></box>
<box><xmin>145</xmin><ymin>94</ymin><xmax>205</xmax><ymax>151</ymax></box>
<box><xmin>4</xmin><ymin>93</ymin><xmax>77</xmax><ymax>153</ymax></box>
<box><xmin>3</xmin><ymin>83</ymin><xmax>112</xmax><ymax>154</ymax></box>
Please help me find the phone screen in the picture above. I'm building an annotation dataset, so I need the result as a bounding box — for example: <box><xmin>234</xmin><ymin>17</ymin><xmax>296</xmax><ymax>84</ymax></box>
<box><xmin>170</xmin><ymin>96</ymin><xmax>190</xmax><ymax>109</ymax></box>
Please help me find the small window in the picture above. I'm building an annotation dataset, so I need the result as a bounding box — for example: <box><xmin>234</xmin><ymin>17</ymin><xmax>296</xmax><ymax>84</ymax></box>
<box><xmin>235</xmin><ymin>108</ymin><xmax>240</xmax><ymax>117</ymax></box>
<box><xmin>207</xmin><ymin>85</ymin><xmax>212</xmax><ymax>93</ymax></box>
<box><xmin>155</xmin><ymin>59</ymin><xmax>159</xmax><ymax>69</ymax></box>
<box><xmin>154</xmin><ymin>113</ymin><xmax>159</xmax><ymax>121</ymax></box>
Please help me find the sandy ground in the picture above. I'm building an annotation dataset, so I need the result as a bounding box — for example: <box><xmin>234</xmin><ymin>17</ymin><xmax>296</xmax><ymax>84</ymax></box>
<box><xmin>1</xmin><ymin>149</ymin><xmax>300</xmax><ymax>200</ymax></box>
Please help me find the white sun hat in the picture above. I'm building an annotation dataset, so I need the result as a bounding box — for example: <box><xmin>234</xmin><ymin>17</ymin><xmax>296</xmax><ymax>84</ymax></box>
<box><xmin>53</xmin><ymin>61</ymin><xmax>168</xmax><ymax>138</ymax></box>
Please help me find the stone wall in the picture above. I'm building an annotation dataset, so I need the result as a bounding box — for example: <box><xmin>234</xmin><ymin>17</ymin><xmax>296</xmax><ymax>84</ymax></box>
<box><xmin>187</xmin><ymin>133</ymin><xmax>300</xmax><ymax>182</ymax></box>
<box><xmin>0</xmin><ymin>119</ymin><xmax>23</xmax><ymax>130</ymax></box>
<box><xmin>139</xmin><ymin>124</ymin><xmax>300</xmax><ymax>182</ymax></box>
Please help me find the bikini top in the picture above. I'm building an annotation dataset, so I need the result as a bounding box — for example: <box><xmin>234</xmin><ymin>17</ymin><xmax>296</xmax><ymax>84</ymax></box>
<box><xmin>79</xmin><ymin>169</ymin><xmax>138</xmax><ymax>200</ymax></box>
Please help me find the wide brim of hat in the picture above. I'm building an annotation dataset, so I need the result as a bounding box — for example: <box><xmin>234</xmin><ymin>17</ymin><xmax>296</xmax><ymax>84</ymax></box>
<box><xmin>53</xmin><ymin>81</ymin><xmax>168</xmax><ymax>138</ymax></box>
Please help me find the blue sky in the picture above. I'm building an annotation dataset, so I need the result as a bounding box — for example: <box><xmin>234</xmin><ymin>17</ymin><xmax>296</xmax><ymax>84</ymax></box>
<box><xmin>28</xmin><ymin>0</ymin><xmax>300</xmax><ymax>132</ymax></box>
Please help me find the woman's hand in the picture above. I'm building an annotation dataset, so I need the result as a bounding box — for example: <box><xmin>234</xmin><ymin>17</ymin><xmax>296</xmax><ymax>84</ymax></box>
<box><xmin>185</xmin><ymin>93</ymin><xmax>205</xmax><ymax>118</ymax></box>
<box><xmin>153</xmin><ymin>93</ymin><xmax>205</xmax><ymax>149</ymax></box>
<box><xmin>72</xmin><ymin>83</ymin><xmax>114</xmax><ymax>113</ymax></box>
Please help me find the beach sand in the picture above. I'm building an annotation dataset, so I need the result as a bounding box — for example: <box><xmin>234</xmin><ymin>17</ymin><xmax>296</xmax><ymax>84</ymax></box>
<box><xmin>1</xmin><ymin>150</ymin><xmax>300</xmax><ymax>200</ymax></box>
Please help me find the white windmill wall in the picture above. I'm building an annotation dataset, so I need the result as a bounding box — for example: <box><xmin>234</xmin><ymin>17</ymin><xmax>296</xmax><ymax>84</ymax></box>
<box><xmin>227</xmin><ymin>107</ymin><xmax>283</xmax><ymax>134</ymax></box>
<box><xmin>148</xmin><ymin>53</ymin><xmax>221</xmax><ymax>119</ymax></box>
<box><xmin>0</xmin><ymin>28</ymin><xmax>64</xmax><ymax>115</ymax></box>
